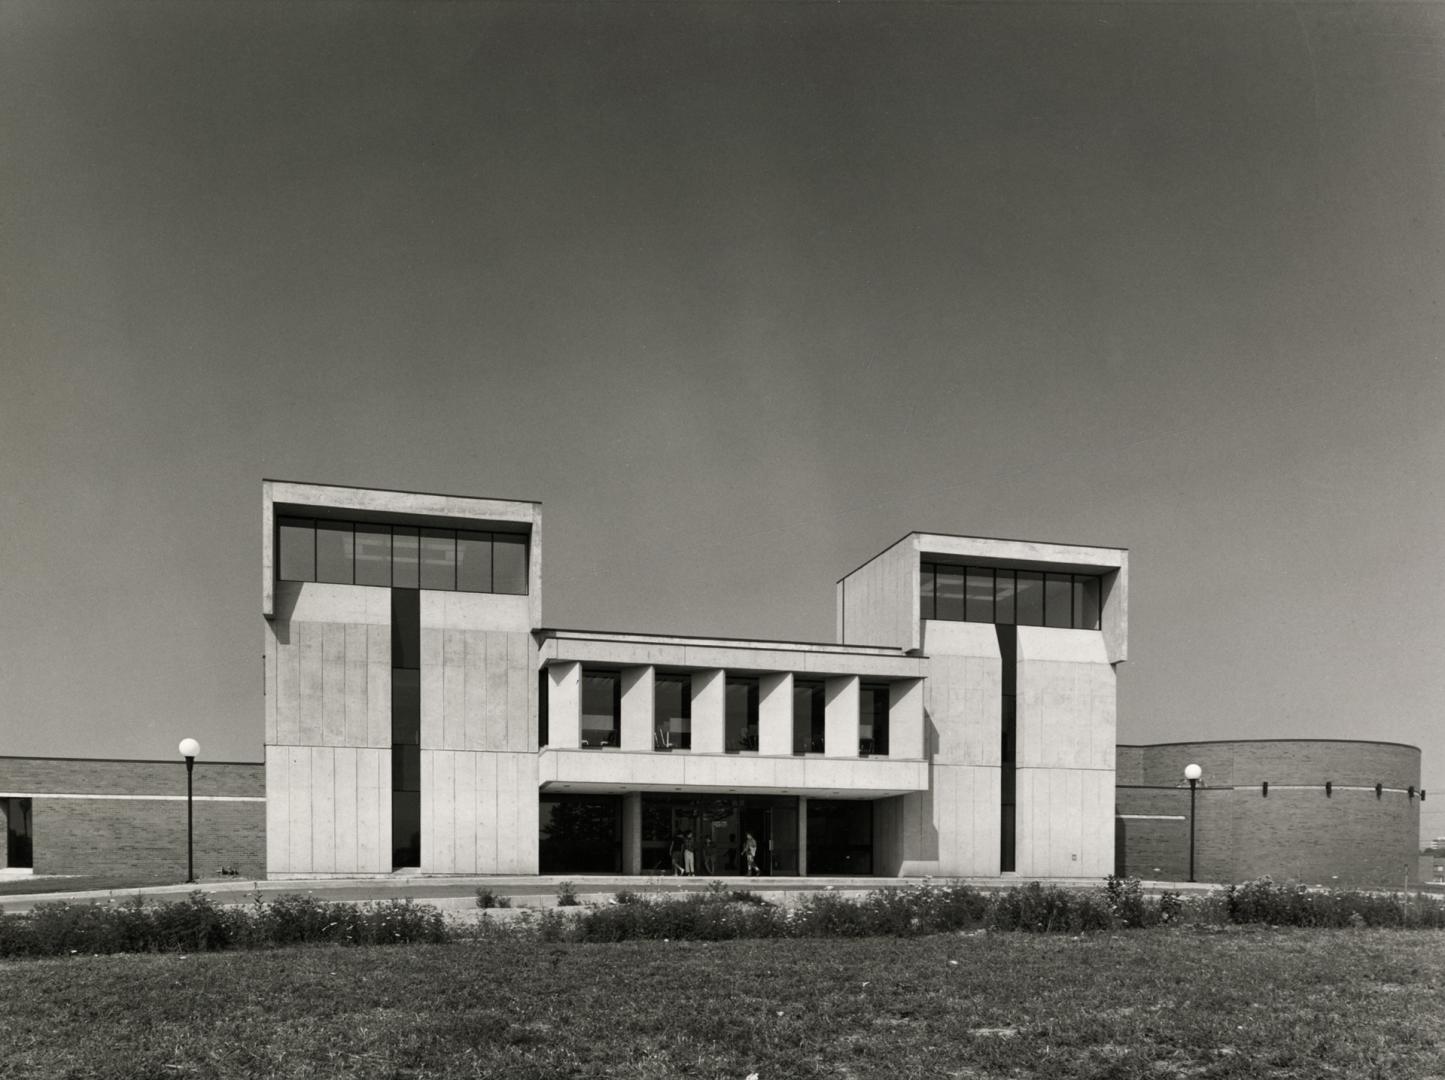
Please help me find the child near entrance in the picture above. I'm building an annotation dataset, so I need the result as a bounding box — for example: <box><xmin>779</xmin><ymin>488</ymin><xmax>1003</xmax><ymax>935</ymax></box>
<box><xmin>742</xmin><ymin>831</ymin><xmax>759</xmax><ymax>876</ymax></box>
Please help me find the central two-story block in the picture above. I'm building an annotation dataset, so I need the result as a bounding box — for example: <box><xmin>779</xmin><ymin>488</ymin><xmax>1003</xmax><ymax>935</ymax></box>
<box><xmin>262</xmin><ymin>481</ymin><xmax>1127</xmax><ymax>879</ymax></box>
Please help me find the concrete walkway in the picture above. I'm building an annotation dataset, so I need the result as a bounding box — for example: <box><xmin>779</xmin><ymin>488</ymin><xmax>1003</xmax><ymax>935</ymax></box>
<box><xmin>0</xmin><ymin>873</ymin><xmax>1224</xmax><ymax>915</ymax></box>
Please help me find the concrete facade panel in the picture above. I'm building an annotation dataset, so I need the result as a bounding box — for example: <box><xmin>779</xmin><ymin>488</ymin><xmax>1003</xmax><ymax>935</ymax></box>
<box><xmin>824</xmin><ymin>676</ymin><xmax>860</xmax><ymax>759</ymax></box>
<box><xmin>837</xmin><ymin>536</ymin><xmax>918</xmax><ymax>650</ymax></box>
<box><xmin>691</xmin><ymin>670</ymin><xmax>725</xmax><ymax>755</ymax></box>
<box><xmin>620</xmin><ymin>666</ymin><xmax>654</xmax><ymax>752</ymax></box>
<box><xmin>758</xmin><ymin>672</ymin><xmax>793</xmax><ymax>757</ymax></box>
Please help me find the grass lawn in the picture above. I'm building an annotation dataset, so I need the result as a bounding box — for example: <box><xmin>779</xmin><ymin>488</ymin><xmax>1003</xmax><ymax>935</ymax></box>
<box><xmin>0</xmin><ymin>873</ymin><xmax>186</xmax><ymax>898</ymax></box>
<box><xmin>2</xmin><ymin>928</ymin><xmax>1442</xmax><ymax>1079</ymax></box>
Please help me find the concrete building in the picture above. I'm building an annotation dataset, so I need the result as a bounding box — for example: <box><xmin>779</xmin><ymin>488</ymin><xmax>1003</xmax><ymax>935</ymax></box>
<box><xmin>262</xmin><ymin>481</ymin><xmax>1128</xmax><ymax>879</ymax></box>
<box><xmin>3</xmin><ymin>483</ymin><xmax>1425</xmax><ymax>890</ymax></box>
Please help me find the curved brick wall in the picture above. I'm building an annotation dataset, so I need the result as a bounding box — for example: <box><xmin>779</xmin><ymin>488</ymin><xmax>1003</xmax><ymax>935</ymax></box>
<box><xmin>1116</xmin><ymin>740</ymin><xmax>1422</xmax><ymax>887</ymax></box>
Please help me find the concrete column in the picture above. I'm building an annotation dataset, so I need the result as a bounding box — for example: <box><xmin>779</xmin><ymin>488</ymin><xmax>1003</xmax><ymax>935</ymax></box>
<box><xmin>824</xmin><ymin>675</ymin><xmax>860</xmax><ymax>758</ymax></box>
<box><xmin>620</xmin><ymin>666</ymin><xmax>655</xmax><ymax>752</ymax></box>
<box><xmin>797</xmin><ymin>795</ymin><xmax>808</xmax><ymax>877</ymax></box>
<box><xmin>758</xmin><ymin>672</ymin><xmax>792</xmax><ymax>756</ymax></box>
<box><xmin>622</xmin><ymin>793</ymin><xmax>642</xmax><ymax>875</ymax></box>
<box><xmin>0</xmin><ymin>799</ymin><xmax>8</xmax><ymax>870</ymax></box>
<box><xmin>546</xmin><ymin>661</ymin><xmax>583</xmax><ymax>749</ymax></box>
<box><xmin>691</xmin><ymin>669</ymin><xmax>725</xmax><ymax>754</ymax></box>
<box><xmin>888</xmin><ymin>678</ymin><xmax>925</xmax><ymax>759</ymax></box>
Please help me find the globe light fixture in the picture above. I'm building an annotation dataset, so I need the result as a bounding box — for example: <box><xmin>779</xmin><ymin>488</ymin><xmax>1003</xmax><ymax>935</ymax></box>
<box><xmin>178</xmin><ymin>738</ymin><xmax>201</xmax><ymax>883</ymax></box>
<box><xmin>1183</xmin><ymin>763</ymin><xmax>1202</xmax><ymax>883</ymax></box>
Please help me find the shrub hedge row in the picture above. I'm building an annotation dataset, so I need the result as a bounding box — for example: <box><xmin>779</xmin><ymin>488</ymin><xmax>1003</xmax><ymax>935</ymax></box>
<box><xmin>0</xmin><ymin>892</ymin><xmax>447</xmax><ymax>959</ymax></box>
<box><xmin>520</xmin><ymin>877</ymin><xmax>1445</xmax><ymax>944</ymax></box>
<box><xmin>2</xmin><ymin>878</ymin><xmax>1441</xmax><ymax>959</ymax></box>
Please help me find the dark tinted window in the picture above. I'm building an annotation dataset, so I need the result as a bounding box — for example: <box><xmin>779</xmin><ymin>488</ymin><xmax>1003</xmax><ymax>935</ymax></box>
<box><xmin>1078</xmin><ymin>576</ymin><xmax>1101</xmax><ymax>630</ymax></box>
<box><xmin>582</xmin><ymin>671</ymin><xmax>620</xmax><ymax>748</ymax></box>
<box><xmin>355</xmin><ymin>525</ymin><xmax>391</xmax><ymax>587</ymax></box>
<box><xmin>725</xmin><ymin>678</ymin><xmax>759</xmax><ymax>752</ymax></box>
<box><xmin>493</xmin><ymin>534</ymin><xmax>528</xmax><ymax>594</ymax></box>
<box><xmin>793</xmin><ymin>680</ymin><xmax>825</xmax><ymax>754</ymax></box>
<box><xmin>655</xmin><ymin>675</ymin><xmax>691</xmax><ymax>750</ymax></box>
<box><xmin>965</xmin><ymin>568</ymin><xmax>993</xmax><ymax>622</ymax></box>
<box><xmin>419</xmin><ymin>529</ymin><xmax>455</xmax><ymax>590</ymax></box>
<box><xmin>315</xmin><ymin>521</ymin><xmax>354</xmax><ymax>583</ymax></box>
<box><xmin>277</xmin><ymin>518</ymin><xmax>315</xmax><ymax>581</ymax></box>
<box><xmin>1044</xmin><ymin>573</ymin><xmax>1072</xmax><ymax>628</ymax></box>
<box><xmin>392</xmin><ymin>526</ymin><xmax>419</xmax><ymax>589</ymax></box>
<box><xmin>936</xmin><ymin>567</ymin><xmax>965</xmax><ymax>621</ymax></box>
<box><xmin>994</xmin><ymin>570</ymin><xmax>1016</xmax><ymax>624</ymax></box>
<box><xmin>1015</xmin><ymin>571</ymin><xmax>1044</xmax><ymax>625</ymax></box>
<box><xmin>859</xmin><ymin>683</ymin><xmax>889</xmax><ymax>756</ymax></box>
<box><xmin>919</xmin><ymin>564</ymin><xmax>935</xmax><ymax>620</ymax></box>
<box><xmin>456</xmin><ymin>531</ymin><xmax>493</xmax><ymax>593</ymax></box>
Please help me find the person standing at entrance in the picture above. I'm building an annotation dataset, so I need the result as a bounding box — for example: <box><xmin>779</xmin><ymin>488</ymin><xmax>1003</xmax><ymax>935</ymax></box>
<box><xmin>742</xmin><ymin>831</ymin><xmax>759</xmax><ymax>876</ymax></box>
<box><xmin>701</xmin><ymin>833</ymin><xmax>716</xmax><ymax>875</ymax></box>
<box><xmin>683</xmin><ymin>831</ymin><xmax>696</xmax><ymax>876</ymax></box>
<box><xmin>669</xmin><ymin>832</ymin><xmax>686</xmax><ymax>876</ymax></box>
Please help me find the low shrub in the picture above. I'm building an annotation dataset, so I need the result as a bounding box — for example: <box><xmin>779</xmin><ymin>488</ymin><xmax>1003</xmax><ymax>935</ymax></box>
<box><xmin>556</xmin><ymin>881</ymin><xmax>580</xmax><ymax>907</ymax></box>
<box><xmin>1216</xmin><ymin>878</ymin><xmax>1445</xmax><ymax>930</ymax></box>
<box><xmin>990</xmin><ymin>882</ymin><xmax>1114</xmax><ymax>933</ymax></box>
<box><xmin>475</xmin><ymin>889</ymin><xmax>512</xmax><ymax>910</ymax></box>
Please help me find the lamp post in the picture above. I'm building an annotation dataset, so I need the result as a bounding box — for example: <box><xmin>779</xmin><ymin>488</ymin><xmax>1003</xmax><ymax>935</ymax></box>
<box><xmin>178</xmin><ymin>738</ymin><xmax>200</xmax><ymax>883</ymax></box>
<box><xmin>1184</xmin><ymin>763</ymin><xmax>1202</xmax><ymax>883</ymax></box>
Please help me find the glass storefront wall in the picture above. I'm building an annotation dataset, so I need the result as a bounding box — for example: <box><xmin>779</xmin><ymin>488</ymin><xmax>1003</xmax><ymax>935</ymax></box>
<box><xmin>539</xmin><ymin>793</ymin><xmax>623</xmax><ymax>874</ymax></box>
<box><xmin>537</xmin><ymin>792</ymin><xmax>876</xmax><ymax>877</ymax></box>
<box><xmin>643</xmin><ymin>793</ymin><xmax>799</xmax><ymax>875</ymax></box>
<box><xmin>806</xmin><ymin>799</ymin><xmax>873</xmax><ymax>875</ymax></box>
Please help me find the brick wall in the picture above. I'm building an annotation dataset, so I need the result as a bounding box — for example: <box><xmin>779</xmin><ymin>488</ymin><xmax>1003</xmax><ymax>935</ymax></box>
<box><xmin>0</xmin><ymin>757</ymin><xmax>265</xmax><ymax>879</ymax></box>
<box><xmin>0</xmin><ymin>757</ymin><xmax>264</xmax><ymax>798</ymax></box>
<box><xmin>1115</xmin><ymin>741</ymin><xmax>1422</xmax><ymax>886</ymax></box>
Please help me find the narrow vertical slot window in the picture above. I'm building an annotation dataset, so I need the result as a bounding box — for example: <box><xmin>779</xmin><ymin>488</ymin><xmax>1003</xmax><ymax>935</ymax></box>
<box><xmin>998</xmin><ymin>624</ymin><xmax>1017</xmax><ymax>872</ymax></box>
<box><xmin>391</xmin><ymin>588</ymin><xmax>421</xmax><ymax>870</ymax></box>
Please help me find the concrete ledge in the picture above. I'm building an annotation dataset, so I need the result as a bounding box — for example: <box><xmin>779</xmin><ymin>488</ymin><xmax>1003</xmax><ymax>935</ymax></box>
<box><xmin>538</xmin><ymin>748</ymin><xmax>929</xmax><ymax>796</ymax></box>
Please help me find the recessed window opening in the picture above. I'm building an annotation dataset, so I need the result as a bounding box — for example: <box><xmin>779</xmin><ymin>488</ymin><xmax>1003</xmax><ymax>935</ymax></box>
<box><xmin>859</xmin><ymin>683</ymin><xmax>890</xmax><ymax>757</ymax></box>
<box><xmin>276</xmin><ymin>516</ymin><xmax>528</xmax><ymax>595</ymax></box>
<box><xmin>654</xmin><ymin>674</ymin><xmax>692</xmax><ymax>750</ymax></box>
<box><xmin>725</xmin><ymin>677</ymin><xmax>759</xmax><ymax>753</ymax></box>
<box><xmin>581</xmin><ymin>670</ymin><xmax>622</xmax><ymax>748</ymax></box>
<box><xmin>921</xmin><ymin>562</ymin><xmax>1101</xmax><ymax>630</ymax></box>
<box><xmin>792</xmin><ymin>679</ymin><xmax>825</xmax><ymax>754</ymax></box>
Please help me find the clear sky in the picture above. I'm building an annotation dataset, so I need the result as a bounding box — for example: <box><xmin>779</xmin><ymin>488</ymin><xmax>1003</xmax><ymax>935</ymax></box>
<box><xmin>2</xmin><ymin>2</ymin><xmax>1442</xmax><ymax>844</ymax></box>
